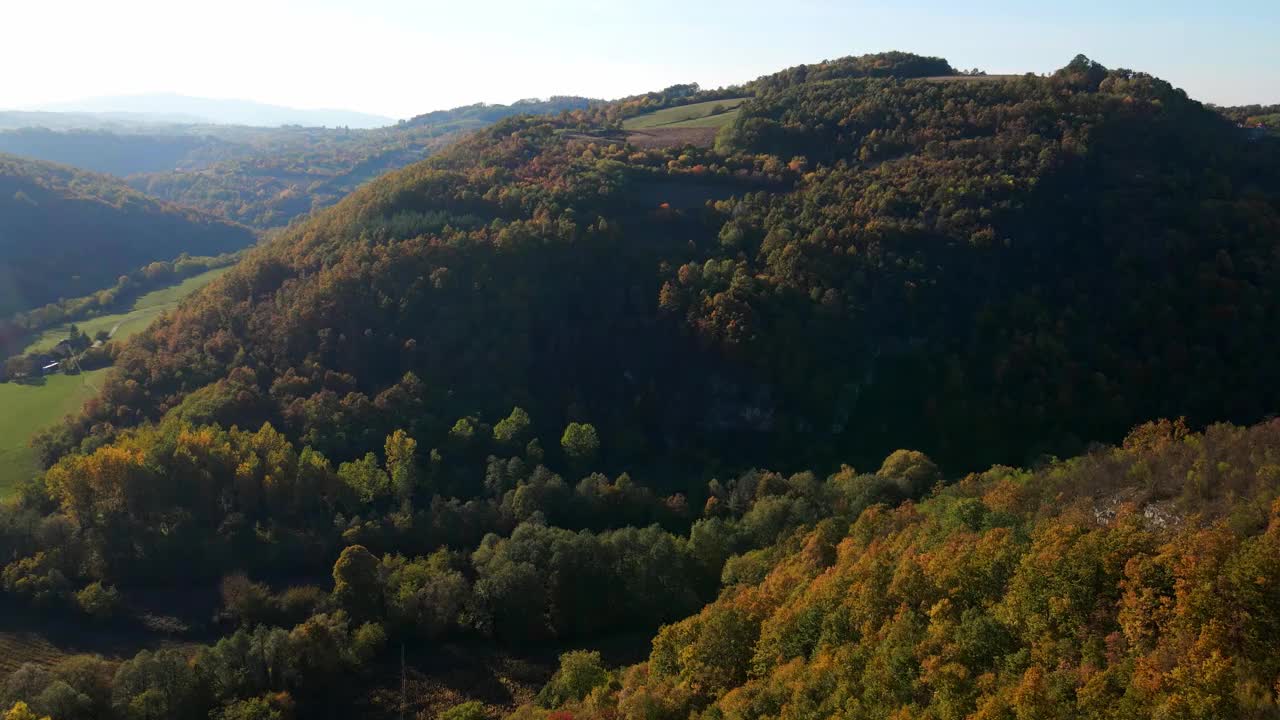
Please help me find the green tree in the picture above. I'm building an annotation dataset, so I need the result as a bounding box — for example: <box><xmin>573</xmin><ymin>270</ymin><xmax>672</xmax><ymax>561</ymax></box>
<box><xmin>338</xmin><ymin>453</ymin><xmax>391</xmax><ymax>504</ymax></box>
<box><xmin>32</xmin><ymin>681</ymin><xmax>91</xmax><ymax>720</ymax></box>
<box><xmin>75</xmin><ymin>581</ymin><xmax>122</xmax><ymax>621</ymax></box>
<box><xmin>560</xmin><ymin>422</ymin><xmax>600</xmax><ymax>469</ymax></box>
<box><xmin>493</xmin><ymin>407</ymin><xmax>533</xmax><ymax>447</ymax></box>
<box><xmin>537</xmin><ymin>650</ymin><xmax>610</xmax><ymax>706</ymax></box>
<box><xmin>439</xmin><ymin>700</ymin><xmax>487</xmax><ymax>720</ymax></box>
<box><xmin>384</xmin><ymin>429</ymin><xmax>418</xmax><ymax>502</ymax></box>
<box><xmin>877</xmin><ymin>449</ymin><xmax>941</xmax><ymax>497</ymax></box>
<box><xmin>350</xmin><ymin>622</ymin><xmax>387</xmax><ymax>666</ymax></box>
<box><xmin>332</xmin><ymin>545</ymin><xmax>381</xmax><ymax>621</ymax></box>
<box><xmin>217</xmin><ymin>695</ymin><xmax>285</xmax><ymax>720</ymax></box>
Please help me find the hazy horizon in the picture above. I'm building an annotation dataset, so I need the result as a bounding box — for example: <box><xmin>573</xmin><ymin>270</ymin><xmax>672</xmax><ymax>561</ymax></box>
<box><xmin>4</xmin><ymin>0</ymin><xmax>1279</xmax><ymax>121</ymax></box>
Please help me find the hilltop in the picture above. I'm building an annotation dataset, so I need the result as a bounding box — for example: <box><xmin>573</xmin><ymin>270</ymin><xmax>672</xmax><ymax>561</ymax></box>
<box><xmin>39</xmin><ymin>52</ymin><xmax>1280</xmax><ymax>475</ymax></box>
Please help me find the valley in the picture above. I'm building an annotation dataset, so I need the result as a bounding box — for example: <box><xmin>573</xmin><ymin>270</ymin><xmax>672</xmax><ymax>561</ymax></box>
<box><xmin>19</xmin><ymin>265</ymin><xmax>232</xmax><ymax>355</ymax></box>
<box><xmin>0</xmin><ymin>43</ymin><xmax>1278</xmax><ymax>720</ymax></box>
<box><xmin>0</xmin><ymin>265</ymin><xmax>232</xmax><ymax>495</ymax></box>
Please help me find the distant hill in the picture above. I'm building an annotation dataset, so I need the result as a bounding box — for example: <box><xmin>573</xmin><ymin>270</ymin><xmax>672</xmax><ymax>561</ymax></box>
<box><xmin>0</xmin><ymin>110</ymin><xmax>207</xmax><ymax>131</ymax></box>
<box><xmin>399</xmin><ymin>96</ymin><xmax>593</xmax><ymax>129</ymax></box>
<box><xmin>0</xmin><ymin>153</ymin><xmax>255</xmax><ymax>315</ymax></box>
<box><xmin>0</xmin><ymin>127</ymin><xmax>240</xmax><ymax>176</ymax></box>
<box><xmin>127</xmin><ymin>96</ymin><xmax>597</xmax><ymax>228</ymax></box>
<box><xmin>0</xmin><ymin>97</ymin><xmax>597</xmax><ymax>228</ymax></box>
<box><xmin>32</xmin><ymin>92</ymin><xmax>395</xmax><ymax>129</ymax></box>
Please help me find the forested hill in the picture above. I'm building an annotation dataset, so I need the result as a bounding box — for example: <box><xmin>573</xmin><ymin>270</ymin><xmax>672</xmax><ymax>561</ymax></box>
<box><xmin>5</xmin><ymin>51</ymin><xmax>1280</xmax><ymax>720</ymax></box>
<box><xmin>37</xmin><ymin>53</ymin><xmax>1280</xmax><ymax>480</ymax></box>
<box><xmin>526</xmin><ymin>418</ymin><xmax>1280</xmax><ymax>720</ymax></box>
<box><xmin>0</xmin><ymin>154</ymin><xmax>255</xmax><ymax>315</ymax></box>
<box><xmin>127</xmin><ymin>96</ymin><xmax>595</xmax><ymax>228</ymax></box>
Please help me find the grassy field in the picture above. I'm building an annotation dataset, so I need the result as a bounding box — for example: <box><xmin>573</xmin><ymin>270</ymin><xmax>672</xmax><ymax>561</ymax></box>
<box><xmin>0</xmin><ymin>368</ymin><xmax>110</xmax><ymax>496</ymax></box>
<box><xmin>23</xmin><ymin>266</ymin><xmax>233</xmax><ymax>354</ymax></box>
<box><xmin>623</xmin><ymin>98</ymin><xmax>748</xmax><ymax>130</ymax></box>
<box><xmin>1</xmin><ymin>266</ymin><xmax>232</xmax><ymax>497</ymax></box>
<box><xmin>925</xmin><ymin>74</ymin><xmax>1024</xmax><ymax>83</ymax></box>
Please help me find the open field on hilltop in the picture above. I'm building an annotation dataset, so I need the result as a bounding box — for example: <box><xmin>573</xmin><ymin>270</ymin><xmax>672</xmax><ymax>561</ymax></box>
<box><xmin>22</xmin><ymin>266</ymin><xmax>233</xmax><ymax>354</ymax></box>
<box><xmin>925</xmin><ymin>74</ymin><xmax>1025</xmax><ymax>83</ymax></box>
<box><xmin>0</xmin><ymin>368</ymin><xmax>110</xmax><ymax>496</ymax></box>
<box><xmin>622</xmin><ymin>97</ymin><xmax>748</xmax><ymax>129</ymax></box>
<box><xmin>661</xmin><ymin>109</ymin><xmax>741</xmax><ymax>128</ymax></box>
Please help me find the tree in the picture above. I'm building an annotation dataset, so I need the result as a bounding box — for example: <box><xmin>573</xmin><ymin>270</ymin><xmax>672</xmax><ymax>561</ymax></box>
<box><xmin>332</xmin><ymin>545</ymin><xmax>381</xmax><ymax>621</ymax></box>
<box><xmin>32</xmin><ymin>681</ymin><xmax>91</xmax><ymax>720</ymax></box>
<box><xmin>3</xmin><ymin>355</ymin><xmax>36</xmax><ymax>380</ymax></box>
<box><xmin>384</xmin><ymin>430</ymin><xmax>418</xmax><ymax>502</ymax></box>
<box><xmin>219</xmin><ymin>574</ymin><xmax>274</xmax><ymax>626</ymax></box>
<box><xmin>493</xmin><ymin>407</ymin><xmax>533</xmax><ymax>447</ymax></box>
<box><xmin>75</xmin><ymin>581</ymin><xmax>122</xmax><ymax>621</ymax></box>
<box><xmin>217</xmin><ymin>695</ymin><xmax>287</xmax><ymax>720</ymax></box>
<box><xmin>350</xmin><ymin>622</ymin><xmax>387</xmax><ymax>667</ymax></box>
<box><xmin>877</xmin><ymin>449</ymin><xmax>941</xmax><ymax>497</ymax></box>
<box><xmin>560</xmin><ymin>423</ymin><xmax>600</xmax><ymax>470</ymax></box>
<box><xmin>537</xmin><ymin>651</ymin><xmax>610</xmax><ymax>707</ymax></box>
<box><xmin>338</xmin><ymin>453</ymin><xmax>391</xmax><ymax>504</ymax></box>
<box><xmin>3</xmin><ymin>703</ymin><xmax>49</xmax><ymax>720</ymax></box>
<box><xmin>439</xmin><ymin>701</ymin><xmax>487</xmax><ymax>720</ymax></box>
<box><xmin>109</xmin><ymin>649</ymin><xmax>203</xmax><ymax>720</ymax></box>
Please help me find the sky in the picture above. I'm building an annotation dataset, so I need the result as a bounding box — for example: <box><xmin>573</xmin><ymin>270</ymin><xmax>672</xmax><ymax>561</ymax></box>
<box><xmin>3</xmin><ymin>0</ymin><xmax>1278</xmax><ymax>120</ymax></box>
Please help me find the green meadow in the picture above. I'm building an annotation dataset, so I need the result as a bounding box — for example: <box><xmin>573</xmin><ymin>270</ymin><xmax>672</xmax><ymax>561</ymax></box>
<box><xmin>622</xmin><ymin>97</ymin><xmax>748</xmax><ymax>129</ymax></box>
<box><xmin>1</xmin><ymin>265</ymin><xmax>232</xmax><ymax>495</ymax></box>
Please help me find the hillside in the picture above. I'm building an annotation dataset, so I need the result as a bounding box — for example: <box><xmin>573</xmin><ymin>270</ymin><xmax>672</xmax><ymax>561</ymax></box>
<box><xmin>527</xmin><ymin>418</ymin><xmax>1280</xmax><ymax>720</ymax></box>
<box><xmin>3</xmin><ymin>51</ymin><xmax>1280</xmax><ymax>720</ymax></box>
<box><xmin>40</xmin><ymin>53</ymin><xmax>1280</xmax><ymax>476</ymax></box>
<box><xmin>0</xmin><ymin>128</ymin><xmax>238</xmax><ymax>176</ymax></box>
<box><xmin>0</xmin><ymin>154</ymin><xmax>255</xmax><ymax>315</ymax></box>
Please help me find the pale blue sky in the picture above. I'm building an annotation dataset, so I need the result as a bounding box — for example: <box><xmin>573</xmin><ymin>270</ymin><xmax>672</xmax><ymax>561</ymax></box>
<box><xmin>4</xmin><ymin>0</ymin><xmax>1277</xmax><ymax>119</ymax></box>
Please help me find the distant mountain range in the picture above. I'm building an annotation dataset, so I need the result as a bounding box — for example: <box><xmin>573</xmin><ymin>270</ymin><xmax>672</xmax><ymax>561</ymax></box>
<box><xmin>28</xmin><ymin>93</ymin><xmax>396</xmax><ymax>129</ymax></box>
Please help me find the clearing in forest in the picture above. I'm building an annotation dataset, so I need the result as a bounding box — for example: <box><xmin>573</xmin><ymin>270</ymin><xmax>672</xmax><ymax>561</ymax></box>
<box><xmin>622</xmin><ymin>97</ymin><xmax>748</xmax><ymax>130</ymax></box>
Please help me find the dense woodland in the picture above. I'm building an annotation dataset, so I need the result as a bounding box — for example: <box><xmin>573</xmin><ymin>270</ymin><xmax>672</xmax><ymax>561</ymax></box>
<box><xmin>0</xmin><ymin>154</ymin><xmax>254</xmax><ymax>316</ymax></box>
<box><xmin>1217</xmin><ymin>103</ymin><xmax>1280</xmax><ymax>130</ymax></box>
<box><xmin>3</xmin><ymin>52</ymin><xmax>1280</xmax><ymax>719</ymax></box>
<box><xmin>35</xmin><ymin>54</ymin><xmax>1280</xmax><ymax>474</ymax></box>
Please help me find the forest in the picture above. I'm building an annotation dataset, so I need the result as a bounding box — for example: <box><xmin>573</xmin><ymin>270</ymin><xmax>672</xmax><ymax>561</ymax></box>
<box><xmin>2</xmin><ymin>51</ymin><xmax>1280</xmax><ymax>720</ymax></box>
